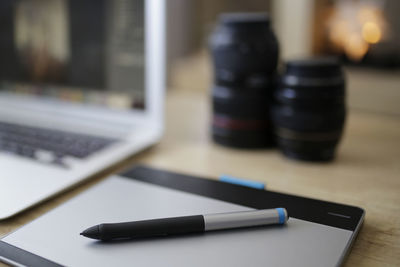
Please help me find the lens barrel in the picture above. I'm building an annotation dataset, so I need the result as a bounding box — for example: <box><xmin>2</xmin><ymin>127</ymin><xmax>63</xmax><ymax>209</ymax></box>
<box><xmin>209</xmin><ymin>13</ymin><xmax>278</xmax><ymax>148</ymax></box>
<box><xmin>272</xmin><ymin>58</ymin><xmax>346</xmax><ymax>161</ymax></box>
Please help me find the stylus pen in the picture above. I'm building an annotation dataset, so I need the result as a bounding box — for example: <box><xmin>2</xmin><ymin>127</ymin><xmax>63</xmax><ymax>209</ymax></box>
<box><xmin>80</xmin><ymin>208</ymin><xmax>288</xmax><ymax>241</ymax></box>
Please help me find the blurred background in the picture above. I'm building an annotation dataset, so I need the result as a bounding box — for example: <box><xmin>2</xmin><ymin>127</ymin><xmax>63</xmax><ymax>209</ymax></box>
<box><xmin>166</xmin><ymin>0</ymin><xmax>400</xmax><ymax>116</ymax></box>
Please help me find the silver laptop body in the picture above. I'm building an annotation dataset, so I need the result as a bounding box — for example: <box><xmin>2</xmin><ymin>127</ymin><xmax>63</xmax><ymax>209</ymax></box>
<box><xmin>0</xmin><ymin>0</ymin><xmax>165</xmax><ymax>219</ymax></box>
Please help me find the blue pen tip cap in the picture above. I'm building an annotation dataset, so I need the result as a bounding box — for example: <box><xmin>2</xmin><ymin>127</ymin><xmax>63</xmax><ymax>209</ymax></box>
<box><xmin>276</xmin><ymin>208</ymin><xmax>288</xmax><ymax>224</ymax></box>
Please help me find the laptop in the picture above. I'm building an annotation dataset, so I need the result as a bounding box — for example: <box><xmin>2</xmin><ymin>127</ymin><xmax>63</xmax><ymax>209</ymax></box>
<box><xmin>0</xmin><ymin>0</ymin><xmax>165</xmax><ymax>220</ymax></box>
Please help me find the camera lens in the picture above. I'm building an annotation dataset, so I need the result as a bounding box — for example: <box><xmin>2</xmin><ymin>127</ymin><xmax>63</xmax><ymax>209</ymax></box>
<box><xmin>209</xmin><ymin>13</ymin><xmax>278</xmax><ymax>148</ymax></box>
<box><xmin>272</xmin><ymin>58</ymin><xmax>346</xmax><ymax>161</ymax></box>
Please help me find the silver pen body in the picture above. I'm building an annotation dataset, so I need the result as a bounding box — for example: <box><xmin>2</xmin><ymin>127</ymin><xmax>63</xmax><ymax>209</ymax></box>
<box><xmin>204</xmin><ymin>208</ymin><xmax>288</xmax><ymax>231</ymax></box>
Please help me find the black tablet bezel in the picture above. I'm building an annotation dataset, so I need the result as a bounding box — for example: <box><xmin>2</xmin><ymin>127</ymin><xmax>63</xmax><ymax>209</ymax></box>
<box><xmin>122</xmin><ymin>165</ymin><xmax>365</xmax><ymax>232</ymax></box>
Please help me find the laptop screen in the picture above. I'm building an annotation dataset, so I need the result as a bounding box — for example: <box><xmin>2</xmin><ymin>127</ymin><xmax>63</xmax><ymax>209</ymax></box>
<box><xmin>0</xmin><ymin>0</ymin><xmax>145</xmax><ymax>110</ymax></box>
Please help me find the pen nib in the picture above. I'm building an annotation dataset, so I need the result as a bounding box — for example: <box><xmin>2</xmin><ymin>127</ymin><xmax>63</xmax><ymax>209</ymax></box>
<box><xmin>80</xmin><ymin>225</ymin><xmax>100</xmax><ymax>239</ymax></box>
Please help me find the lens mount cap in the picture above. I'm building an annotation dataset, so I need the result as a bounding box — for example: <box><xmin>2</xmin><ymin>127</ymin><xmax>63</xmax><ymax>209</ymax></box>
<box><xmin>219</xmin><ymin>13</ymin><xmax>270</xmax><ymax>26</ymax></box>
<box><xmin>285</xmin><ymin>57</ymin><xmax>342</xmax><ymax>78</ymax></box>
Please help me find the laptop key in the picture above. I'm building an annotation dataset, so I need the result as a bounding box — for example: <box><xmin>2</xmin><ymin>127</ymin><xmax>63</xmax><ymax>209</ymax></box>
<box><xmin>18</xmin><ymin>145</ymin><xmax>35</xmax><ymax>158</ymax></box>
<box><xmin>35</xmin><ymin>150</ymin><xmax>56</xmax><ymax>164</ymax></box>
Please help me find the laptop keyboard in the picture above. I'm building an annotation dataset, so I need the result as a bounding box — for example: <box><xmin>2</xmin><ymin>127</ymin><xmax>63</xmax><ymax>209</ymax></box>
<box><xmin>0</xmin><ymin>121</ymin><xmax>117</xmax><ymax>168</ymax></box>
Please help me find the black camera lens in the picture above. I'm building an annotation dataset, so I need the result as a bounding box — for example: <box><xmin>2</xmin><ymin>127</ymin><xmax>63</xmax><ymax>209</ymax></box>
<box><xmin>272</xmin><ymin>58</ymin><xmax>346</xmax><ymax>161</ymax></box>
<box><xmin>209</xmin><ymin>13</ymin><xmax>279</xmax><ymax>148</ymax></box>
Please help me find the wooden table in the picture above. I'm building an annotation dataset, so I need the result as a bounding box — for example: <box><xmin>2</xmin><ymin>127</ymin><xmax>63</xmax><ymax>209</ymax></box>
<box><xmin>1</xmin><ymin>84</ymin><xmax>400</xmax><ymax>266</ymax></box>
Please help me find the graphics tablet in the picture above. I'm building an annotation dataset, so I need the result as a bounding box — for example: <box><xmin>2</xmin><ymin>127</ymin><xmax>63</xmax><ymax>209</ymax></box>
<box><xmin>0</xmin><ymin>165</ymin><xmax>364</xmax><ymax>267</ymax></box>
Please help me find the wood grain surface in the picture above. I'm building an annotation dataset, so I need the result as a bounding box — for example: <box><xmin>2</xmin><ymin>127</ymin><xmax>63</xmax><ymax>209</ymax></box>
<box><xmin>1</xmin><ymin>70</ymin><xmax>400</xmax><ymax>267</ymax></box>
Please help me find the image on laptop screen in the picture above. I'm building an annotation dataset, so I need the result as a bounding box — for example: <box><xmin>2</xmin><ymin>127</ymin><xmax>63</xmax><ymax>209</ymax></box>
<box><xmin>0</xmin><ymin>0</ymin><xmax>145</xmax><ymax>110</ymax></box>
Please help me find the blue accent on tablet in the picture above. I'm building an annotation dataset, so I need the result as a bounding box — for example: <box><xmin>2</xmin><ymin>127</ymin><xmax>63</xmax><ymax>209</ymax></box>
<box><xmin>219</xmin><ymin>174</ymin><xmax>265</xmax><ymax>190</ymax></box>
<box><xmin>276</xmin><ymin>208</ymin><xmax>286</xmax><ymax>224</ymax></box>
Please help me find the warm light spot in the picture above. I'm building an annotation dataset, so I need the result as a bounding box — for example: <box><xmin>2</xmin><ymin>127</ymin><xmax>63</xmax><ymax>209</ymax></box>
<box><xmin>362</xmin><ymin>22</ymin><xmax>382</xmax><ymax>44</ymax></box>
<box><xmin>326</xmin><ymin>2</ymin><xmax>388</xmax><ymax>62</ymax></box>
<box><xmin>344</xmin><ymin>34</ymin><xmax>369</xmax><ymax>61</ymax></box>
<box><xmin>329</xmin><ymin>20</ymin><xmax>348</xmax><ymax>47</ymax></box>
<box><xmin>358</xmin><ymin>8</ymin><xmax>377</xmax><ymax>23</ymax></box>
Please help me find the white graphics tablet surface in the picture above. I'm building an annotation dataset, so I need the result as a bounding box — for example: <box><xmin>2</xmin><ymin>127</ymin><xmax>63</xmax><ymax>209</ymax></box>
<box><xmin>0</xmin><ymin>166</ymin><xmax>364</xmax><ymax>267</ymax></box>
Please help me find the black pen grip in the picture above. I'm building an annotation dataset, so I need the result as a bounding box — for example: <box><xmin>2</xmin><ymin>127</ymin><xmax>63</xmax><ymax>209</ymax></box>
<box><xmin>98</xmin><ymin>215</ymin><xmax>205</xmax><ymax>240</ymax></box>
